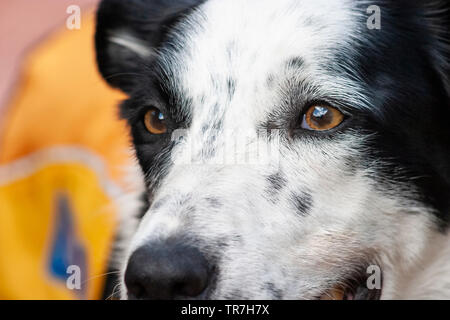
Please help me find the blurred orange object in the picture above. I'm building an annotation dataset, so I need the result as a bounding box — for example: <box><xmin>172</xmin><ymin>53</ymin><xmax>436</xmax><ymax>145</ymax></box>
<box><xmin>0</xmin><ymin>12</ymin><xmax>132</xmax><ymax>299</ymax></box>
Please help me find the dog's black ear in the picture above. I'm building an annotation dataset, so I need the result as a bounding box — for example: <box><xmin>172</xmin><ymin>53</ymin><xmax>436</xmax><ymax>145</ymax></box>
<box><xmin>95</xmin><ymin>0</ymin><xmax>204</xmax><ymax>93</ymax></box>
<box><xmin>423</xmin><ymin>1</ymin><xmax>450</xmax><ymax>97</ymax></box>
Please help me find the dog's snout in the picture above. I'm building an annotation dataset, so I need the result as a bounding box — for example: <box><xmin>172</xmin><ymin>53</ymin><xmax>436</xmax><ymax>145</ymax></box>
<box><xmin>124</xmin><ymin>241</ymin><xmax>210</xmax><ymax>299</ymax></box>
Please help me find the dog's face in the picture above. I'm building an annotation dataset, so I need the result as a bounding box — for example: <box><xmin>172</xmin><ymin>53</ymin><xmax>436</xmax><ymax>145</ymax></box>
<box><xmin>96</xmin><ymin>0</ymin><xmax>450</xmax><ymax>299</ymax></box>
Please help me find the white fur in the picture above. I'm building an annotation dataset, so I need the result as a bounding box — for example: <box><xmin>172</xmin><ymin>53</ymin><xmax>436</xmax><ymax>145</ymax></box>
<box><xmin>112</xmin><ymin>0</ymin><xmax>450</xmax><ymax>299</ymax></box>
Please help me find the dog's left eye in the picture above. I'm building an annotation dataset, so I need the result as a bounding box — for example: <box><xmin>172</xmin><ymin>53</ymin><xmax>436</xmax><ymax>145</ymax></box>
<box><xmin>144</xmin><ymin>107</ymin><xmax>167</xmax><ymax>134</ymax></box>
<box><xmin>301</xmin><ymin>104</ymin><xmax>344</xmax><ymax>131</ymax></box>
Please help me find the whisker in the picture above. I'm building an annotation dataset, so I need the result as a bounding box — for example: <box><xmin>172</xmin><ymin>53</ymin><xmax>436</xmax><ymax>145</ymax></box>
<box><xmin>81</xmin><ymin>270</ymin><xmax>121</xmax><ymax>286</ymax></box>
<box><xmin>106</xmin><ymin>282</ymin><xmax>123</xmax><ymax>300</ymax></box>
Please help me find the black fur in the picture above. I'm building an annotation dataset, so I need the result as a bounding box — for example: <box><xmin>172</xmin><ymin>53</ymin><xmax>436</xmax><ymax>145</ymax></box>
<box><xmin>96</xmin><ymin>0</ymin><xmax>205</xmax><ymax>92</ymax></box>
<box><xmin>347</xmin><ymin>1</ymin><xmax>450</xmax><ymax>230</ymax></box>
<box><xmin>290</xmin><ymin>192</ymin><xmax>313</xmax><ymax>216</ymax></box>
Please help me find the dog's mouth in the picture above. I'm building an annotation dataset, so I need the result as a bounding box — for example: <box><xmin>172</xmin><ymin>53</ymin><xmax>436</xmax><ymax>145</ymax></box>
<box><xmin>319</xmin><ymin>272</ymin><xmax>382</xmax><ymax>300</ymax></box>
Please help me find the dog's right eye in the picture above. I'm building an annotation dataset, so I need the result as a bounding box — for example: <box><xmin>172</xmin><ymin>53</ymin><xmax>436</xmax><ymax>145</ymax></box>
<box><xmin>144</xmin><ymin>107</ymin><xmax>167</xmax><ymax>134</ymax></box>
<box><xmin>301</xmin><ymin>104</ymin><xmax>345</xmax><ymax>131</ymax></box>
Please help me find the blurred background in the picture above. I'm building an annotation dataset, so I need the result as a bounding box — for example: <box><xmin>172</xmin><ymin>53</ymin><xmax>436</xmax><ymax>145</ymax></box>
<box><xmin>0</xmin><ymin>0</ymin><xmax>135</xmax><ymax>299</ymax></box>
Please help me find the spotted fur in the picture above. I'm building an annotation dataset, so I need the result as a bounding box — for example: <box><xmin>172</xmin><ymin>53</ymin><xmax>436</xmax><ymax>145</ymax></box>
<box><xmin>96</xmin><ymin>0</ymin><xmax>450</xmax><ymax>299</ymax></box>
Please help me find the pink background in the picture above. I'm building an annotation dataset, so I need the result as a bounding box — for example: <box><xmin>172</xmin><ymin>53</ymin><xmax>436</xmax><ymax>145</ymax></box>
<box><xmin>0</xmin><ymin>0</ymin><xmax>99</xmax><ymax>112</ymax></box>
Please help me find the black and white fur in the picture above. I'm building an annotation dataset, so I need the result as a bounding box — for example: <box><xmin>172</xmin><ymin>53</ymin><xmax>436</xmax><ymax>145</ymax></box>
<box><xmin>96</xmin><ymin>0</ymin><xmax>450</xmax><ymax>299</ymax></box>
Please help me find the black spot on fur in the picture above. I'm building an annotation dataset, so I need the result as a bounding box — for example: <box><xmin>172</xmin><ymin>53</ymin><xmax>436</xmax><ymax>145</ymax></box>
<box><xmin>231</xmin><ymin>234</ymin><xmax>243</xmax><ymax>244</ymax></box>
<box><xmin>267</xmin><ymin>172</ymin><xmax>287</xmax><ymax>191</ymax></box>
<box><xmin>290</xmin><ymin>191</ymin><xmax>313</xmax><ymax>216</ymax></box>
<box><xmin>286</xmin><ymin>57</ymin><xmax>305</xmax><ymax>70</ymax></box>
<box><xmin>227</xmin><ymin>77</ymin><xmax>236</xmax><ymax>100</ymax></box>
<box><xmin>205</xmin><ymin>197</ymin><xmax>222</xmax><ymax>208</ymax></box>
<box><xmin>263</xmin><ymin>282</ymin><xmax>283</xmax><ymax>299</ymax></box>
<box><xmin>266</xmin><ymin>172</ymin><xmax>287</xmax><ymax>204</ymax></box>
<box><xmin>214</xmin><ymin>119</ymin><xmax>223</xmax><ymax>131</ymax></box>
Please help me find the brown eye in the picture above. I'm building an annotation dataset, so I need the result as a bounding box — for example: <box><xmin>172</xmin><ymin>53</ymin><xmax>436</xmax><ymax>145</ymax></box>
<box><xmin>301</xmin><ymin>105</ymin><xmax>344</xmax><ymax>131</ymax></box>
<box><xmin>144</xmin><ymin>107</ymin><xmax>167</xmax><ymax>134</ymax></box>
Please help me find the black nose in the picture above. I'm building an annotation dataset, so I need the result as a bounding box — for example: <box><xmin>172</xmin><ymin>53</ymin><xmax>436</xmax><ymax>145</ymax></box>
<box><xmin>124</xmin><ymin>240</ymin><xmax>210</xmax><ymax>299</ymax></box>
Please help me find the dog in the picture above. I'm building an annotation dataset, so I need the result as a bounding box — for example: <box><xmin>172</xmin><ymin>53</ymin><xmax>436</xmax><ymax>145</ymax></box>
<box><xmin>95</xmin><ymin>0</ymin><xmax>450</xmax><ymax>299</ymax></box>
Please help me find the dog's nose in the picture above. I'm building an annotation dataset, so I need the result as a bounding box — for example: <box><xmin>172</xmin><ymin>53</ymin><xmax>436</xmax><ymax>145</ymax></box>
<box><xmin>124</xmin><ymin>241</ymin><xmax>210</xmax><ymax>299</ymax></box>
